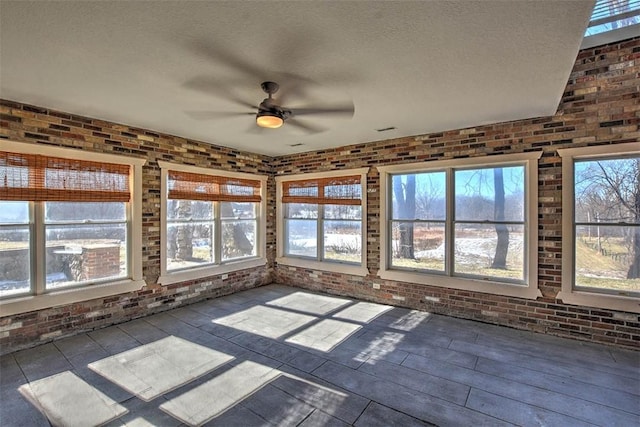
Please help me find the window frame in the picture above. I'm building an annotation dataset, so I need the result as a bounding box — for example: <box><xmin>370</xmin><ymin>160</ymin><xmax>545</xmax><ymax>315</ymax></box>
<box><xmin>378</xmin><ymin>152</ymin><xmax>542</xmax><ymax>299</ymax></box>
<box><xmin>0</xmin><ymin>140</ymin><xmax>146</xmax><ymax>317</ymax></box>
<box><xmin>157</xmin><ymin>161</ymin><xmax>267</xmax><ymax>285</ymax></box>
<box><xmin>558</xmin><ymin>142</ymin><xmax>640</xmax><ymax>313</ymax></box>
<box><xmin>581</xmin><ymin>0</ymin><xmax>640</xmax><ymax>49</ymax></box>
<box><xmin>42</xmin><ymin>201</ymin><xmax>129</xmax><ymax>290</ymax></box>
<box><xmin>276</xmin><ymin>168</ymin><xmax>369</xmax><ymax>277</ymax></box>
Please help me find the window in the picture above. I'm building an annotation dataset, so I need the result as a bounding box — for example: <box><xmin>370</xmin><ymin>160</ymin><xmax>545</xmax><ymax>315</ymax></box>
<box><xmin>558</xmin><ymin>143</ymin><xmax>640</xmax><ymax>313</ymax></box>
<box><xmin>0</xmin><ymin>141</ymin><xmax>145</xmax><ymax>316</ymax></box>
<box><xmin>276</xmin><ymin>169</ymin><xmax>369</xmax><ymax>276</ymax></box>
<box><xmin>582</xmin><ymin>0</ymin><xmax>640</xmax><ymax>49</ymax></box>
<box><xmin>379</xmin><ymin>153</ymin><xmax>541</xmax><ymax>299</ymax></box>
<box><xmin>158</xmin><ymin>162</ymin><xmax>267</xmax><ymax>285</ymax></box>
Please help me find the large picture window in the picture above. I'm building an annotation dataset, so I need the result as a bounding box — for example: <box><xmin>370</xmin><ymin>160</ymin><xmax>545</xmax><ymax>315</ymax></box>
<box><xmin>276</xmin><ymin>169</ymin><xmax>368</xmax><ymax>276</ymax></box>
<box><xmin>0</xmin><ymin>141</ymin><xmax>145</xmax><ymax>315</ymax></box>
<box><xmin>379</xmin><ymin>153</ymin><xmax>541</xmax><ymax>299</ymax></box>
<box><xmin>158</xmin><ymin>162</ymin><xmax>266</xmax><ymax>284</ymax></box>
<box><xmin>559</xmin><ymin>143</ymin><xmax>640</xmax><ymax>312</ymax></box>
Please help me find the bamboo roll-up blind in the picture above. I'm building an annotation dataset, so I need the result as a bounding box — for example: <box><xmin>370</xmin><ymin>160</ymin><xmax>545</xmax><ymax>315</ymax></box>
<box><xmin>282</xmin><ymin>175</ymin><xmax>361</xmax><ymax>205</ymax></box>
<box><xmin>1</xmin><ymin>151</ymin><xmax>131</xmax><ymax>202</ymax></box>
<box><xmin>168</xmin><ymin>170</ymin><xmax>261</xmax><ymax>202</ymax></box>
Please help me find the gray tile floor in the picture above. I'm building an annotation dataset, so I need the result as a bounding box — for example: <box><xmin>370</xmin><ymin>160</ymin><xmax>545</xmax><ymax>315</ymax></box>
<box><xmin>1</xmin><ymin>284</ymin><xmax>639</xmax><ymax>426</ymax></box>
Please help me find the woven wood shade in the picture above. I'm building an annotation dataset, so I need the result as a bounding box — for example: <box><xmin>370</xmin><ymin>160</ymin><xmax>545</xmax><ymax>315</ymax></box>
<box><xmin>282</xmin><ymin>175</ymin><xmax>362</xmax><ymax>205</ymax></box>
<box><xmin>168</xmin><ymin>171</ymin><xmax>261</xmax><ymax>202</ymax></box>
<box><xmin>1</xmin><ymin>151</ymin><xmax>131</xmax><ymax>202</ymax></box>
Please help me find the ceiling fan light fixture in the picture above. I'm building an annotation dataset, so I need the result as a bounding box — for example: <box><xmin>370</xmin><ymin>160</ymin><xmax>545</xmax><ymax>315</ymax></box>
<box><xmin>256</xmin><ymin>111</ymin><xmax>284</xmax><ymax>129</ymax></box>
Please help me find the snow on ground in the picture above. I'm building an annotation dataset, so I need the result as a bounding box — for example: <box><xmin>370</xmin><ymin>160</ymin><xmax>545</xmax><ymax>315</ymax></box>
<box><xmin>415</xmin><ymin>235</ymin><xmax>524</xmax><ymax>265</ymax></box>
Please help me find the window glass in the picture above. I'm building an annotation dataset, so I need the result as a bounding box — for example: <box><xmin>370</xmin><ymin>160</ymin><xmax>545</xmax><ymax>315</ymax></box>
<box><xmin>0</xmin><ymin>147</ymin><xmax>142</xmax><ymax>304</ymax></box>
<box><xmin>325</xmin><ymin>181</ymin><xmax>361</xmax><ymax>200</ymax></box>
<box><xmin>389</xmin><ymin>165</ymin><xmax>527</xmax><ymax>283</ymax></box>
<box><xmin>454</xmin><ymin>223</ymin><xmax>524</xmax><ymax>281</ymax></box>
<box><xmin>221</xmin><ymin>202</ymin><xmax>257</xmax><ymax>261</ymax></box>
<box><xmin>453</xmin><ymin>166</ymin><xmax>525</xmax><ymax>282</ymax></box>
<box><xmin>286</xmin><ymin>203</ymin><xmax>318</xmax><ymax>219</ymax></box>
<box><xmin>222</xmin><ymin>220</ymin><xmax>256</xmax><ymax>261</ymax></box>
<box><xmin>221</xmin><ymin>202</ymin><xmax>255</xmax><ymax>219</ymax></box>
<box><xmin>324</xmin><ymin>220</ymin><xmax>362</xmax><ymax>263</ymax></box>
<box><xmin>283</xmin><ymin>203</ymin><xmax>319</xmax><ymax>258</ymax></box>
<box><xmin>392</xmin><ymin>172</ymin><xmax>446</xmax><ymax>220</ymax></box>
<box><xmin>323</xmin><ymin>204</ymin><xmax>361</xmax><ymax>264</ymax></box>
<box><xmin>166</xmin><ymin>200</ymin><xmax>215</xmax><ymax>271</ymax></box>
<box><xmin>280</xmin><ymin>173</ymin><xmax>365</xmax><ymax>268</ymax></box>
<box><xmin>285</xmin><ymin>219</ymin><xmax>318</xmax><ymax>258</ymax></box>
<box><xmin>44</xmin><ymin>202</ymin><xmax>127</xmax><ymax>290</ymax></box>
<box><xmin>167</xmin><ymin>200</ymin><xmax>212</xmax><ymax>220</ymax></box>
<box><xmin>0</xmin><ymin>201</ymin><xmax>30</xmax><ymax>297</ymax></box>
<box><xmin>390</xmin><ymin>222</ymin><xmax>445</xmax><ymax>272</ymax></box>
<box><xmin>162</xmin><ymin>166</ymin><xmax>264</xmax><ymax>277</ymax></box>
<box><xmin>584</xmin><ymin>0</ymin><xmax>640</xmax><ymax>36</ymax></box>
<box><xmin>45</xmin><ymin>202</ymin><xmax>126</xmax><ymax>222</ymax></box>
<box><xmin>574</xmin><ymin>157</ymin><xmax>640</xmax><ymax>293</ymax></box>
<box><xmin>0</xmin><ymin>201</ymin><xmax>29</xmax><ymax>223</ymax></box>
<box><xmin>454</xmin><ymin>166</ymin><xmax>524</xmax><ymax>222</ymax></box>
<box><xmin>324</xmin><ymin>204</ymin><xmax>361</xmax><ymax>220</ymax></box>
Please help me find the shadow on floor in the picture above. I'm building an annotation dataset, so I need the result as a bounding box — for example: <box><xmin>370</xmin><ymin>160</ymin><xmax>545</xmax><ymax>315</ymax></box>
<box><xmin>1</xmin><ymin>284</ymin><xmax>638</xmax><ymax>426</ymax></box>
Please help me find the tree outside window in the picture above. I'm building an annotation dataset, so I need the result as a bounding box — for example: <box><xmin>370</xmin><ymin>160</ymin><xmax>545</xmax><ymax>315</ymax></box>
<box><xmin>164</xmin><ymin>169</ymin><xmax>260</xmax><ymax>272</ymax></box>
<box><xmin>281</xmin><ymin>174</ymin><xmax>364</xmax><ymax>266</ymax></box>
<box><xmin>574</xmin><ymin>156</ymin><xmax>640</xmax><ymax>293</ymax></box>
<box><xmin>0</xmin><ymin>147</ymin><xmax>142</xmax><ymax>299</ymax></box>
<box><xmin>390</xmin><ymin>165</ymin><xmax>526</xmax><ymax>283</ymax></box>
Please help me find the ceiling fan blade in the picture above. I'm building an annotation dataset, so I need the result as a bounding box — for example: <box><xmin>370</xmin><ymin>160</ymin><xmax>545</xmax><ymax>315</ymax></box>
<box><xmin>188</xmin><ymin>41</ymin><xmax>267</xmax><ymax>80</ymax></box>
<box><xmin>183</xmin><ymin>77</ymin><xmax>257</xmax><ymax>110</ymax></box>
<box><xmin>287</xmin><ymin>118</ymin><xmax>326</xmax><ymax>134</ymax></box>
<box><xmin>290</xmin><ymin>105</ymin><xmax>355</xmax><ymax>118</ymax></box>
<box><xmin>272</xmin><ymin>74</ymin><xmax>312</xmax><ymax>106</ymax></box>
<box><xmin>185</xmin><ymin>111</ymin><xmax>254</xmax><ymax>120</ymax></box>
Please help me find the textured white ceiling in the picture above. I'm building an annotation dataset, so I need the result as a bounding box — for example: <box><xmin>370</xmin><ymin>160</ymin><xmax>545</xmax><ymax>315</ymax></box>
<box><xmin>0</xmin><ymin>1</ymin><xmax>595</xmax><ymax>156</ymax></box>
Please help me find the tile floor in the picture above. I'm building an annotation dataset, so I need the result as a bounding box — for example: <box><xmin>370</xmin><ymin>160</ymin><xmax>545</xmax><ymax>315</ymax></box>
<box><xmin>1</xmin><ymin>284</ymin><xmax>638</xmax><ymax>426</ymax></box>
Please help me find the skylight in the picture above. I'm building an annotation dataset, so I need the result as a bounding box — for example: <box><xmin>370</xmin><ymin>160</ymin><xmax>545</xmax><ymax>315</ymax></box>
<box><xmin>582</xmin><ymin>0</ymin><xmax>640</xmax><ymax>48</ymax></box>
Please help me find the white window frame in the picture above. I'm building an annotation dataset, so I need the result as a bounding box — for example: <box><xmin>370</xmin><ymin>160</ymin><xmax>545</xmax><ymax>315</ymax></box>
<box><xmin>581</xmin><ymin>0</ymin><xmax>640</xmax><ymax>49</ymax></box>
<box><xmin>378</xmin><ymin>152</ymin><xmax>542</xmax><ymax>299</ymax></box>
<box><xmin>0</xmin><ymin>140</ymin><xmax>146</xmax><ymax>316</ymax></box>
<box><xmin>157</xmin><ymin>161</ymin><xmax>267</xmax><ymax>285</ymax></box>
<box><xmin>276</xmin><ymin>168</ymin><xmax>369</xmax><ymax>277</ymax></box>
<box><xmin>558</xmin><ymin>142</ymin><xmax>640</xmax><ymax>313</ymax></box>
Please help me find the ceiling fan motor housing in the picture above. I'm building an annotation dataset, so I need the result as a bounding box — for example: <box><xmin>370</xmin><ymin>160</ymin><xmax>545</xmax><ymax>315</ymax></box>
<box><xmin>261</xmin><ymin>81</ymin><xmax>279</xmax><ymax>96</ymax></box>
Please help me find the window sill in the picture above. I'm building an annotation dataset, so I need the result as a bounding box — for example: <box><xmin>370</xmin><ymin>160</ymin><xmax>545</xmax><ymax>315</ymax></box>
<box><xmin>276</xmin><ymin>257</ymin><xmax>368</xmax><ymax>277</ymax></box>
<box><xmin>158</xmin><ymin>257</ymin><xmax>267</xmax><ymax>286</ymax></box>
<box><xmin>0</xmin><ymin>279</ymin><xmax>146</xmax><ymax>317</ymax></box>
<box><xmin>378</xmin><ymin>269</ymin><xmax>542</xmax><ymax>299</ymax></box>
<box><xmin>557</xmin><ymin>290</ymin><xmax>640</xmax><ymax>313</ymax></box>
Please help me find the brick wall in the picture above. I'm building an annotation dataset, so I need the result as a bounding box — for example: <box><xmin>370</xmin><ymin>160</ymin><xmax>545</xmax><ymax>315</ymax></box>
<box><xmin>0</xmin><ymin>37</ymin><xmax>638</xmax><ymax>353</ymax></box>
<box><xmin>78</xmin><ymin>245</ymin><xmax>121</xmax><ymax>281</ymax></box>
<box><xmin>0</xmin><ymin>100</ymin><xmax>274</xmax><ymax>354</ymax></box>
<box><xmin>271</xmin><ymin>37</ymin><xmax>640</xmax><ymax>349</ymax></box>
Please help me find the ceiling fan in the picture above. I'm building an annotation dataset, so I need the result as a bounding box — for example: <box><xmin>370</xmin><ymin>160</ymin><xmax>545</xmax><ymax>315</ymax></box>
<box><xmin>252</xmin><ymin>81</ymin><xmax>354</xmax><ymax>131</ymax></box>
<box><xmin>183</xmin><ymin>42</ymin><xmax>356</xmax><ymax>134</ymax></box>
<box><xmin>255</xmin><ymin>81</ymin><xmax>290</xmax><ymax>129</ymax></box>
<box><xmin>185</xmin><ymin>79</ymin><xmax>354</xmax><ymax>134</ymax></box>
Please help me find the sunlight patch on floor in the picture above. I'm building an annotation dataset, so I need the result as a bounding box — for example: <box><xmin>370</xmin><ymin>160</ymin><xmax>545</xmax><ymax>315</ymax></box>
<box><xmin>159</xmin><ymin>360</ymin><xmax>280</xmax><ymax>425</ymax></box>
<box><xmin>19</xmin><ymin>371</ymin><xmax>128</xmax><ymax>426</ymax></box>
<box><xmin>266</xmin><ymin>291</ymin><xmax>353</xmax><ymax>315</ymax></box>
<box><xmin>213</xmin><ymin>305</ymin><xmax>316</xmax><ymax>339</ymax></box>
<box><xmin>88</xmin><ymin>336</ymin><xmax>233</xmax><ymax>401</ymax></box>
<box><xmin>332</xmin><ymin>301</ymin><xmax>393</xmax><ymax>323</ymax></box>
<box><xmin>286</xmin><ymin>319</ymin><xmax>362</xmax><ymax>352</ymax></box>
